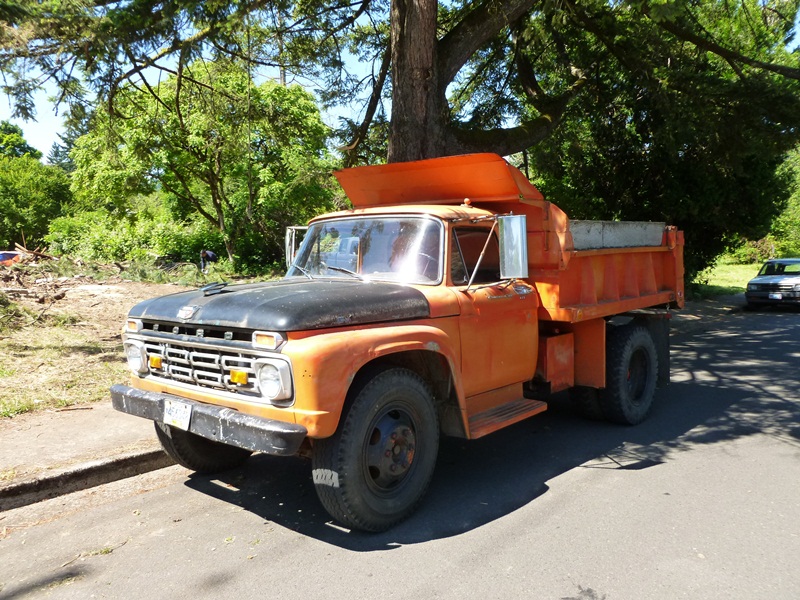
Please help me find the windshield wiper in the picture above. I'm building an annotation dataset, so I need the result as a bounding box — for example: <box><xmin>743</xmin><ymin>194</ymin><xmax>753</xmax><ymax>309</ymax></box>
<box><xmin>290</xmin><ymin>264</ymin><xmax>314</xmax><ymax>280</ymax></box>
<box><xmin>326</xmin><ymin>265</ymin><xmax>365</xmax><ymax>281</ymax></box>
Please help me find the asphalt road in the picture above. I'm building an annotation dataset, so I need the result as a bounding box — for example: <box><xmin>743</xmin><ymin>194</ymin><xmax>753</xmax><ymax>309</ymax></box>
<box><xmin>2</xmin><ymin>308</ymin><xmax>799</xmax><ymax>600</ymax></box>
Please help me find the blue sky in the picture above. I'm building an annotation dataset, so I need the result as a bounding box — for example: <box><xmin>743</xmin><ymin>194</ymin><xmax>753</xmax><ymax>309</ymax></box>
<box><xmin>0</xmin><ymin>85</ymin><xmax>64</xmax><ymax>157</ymax></box>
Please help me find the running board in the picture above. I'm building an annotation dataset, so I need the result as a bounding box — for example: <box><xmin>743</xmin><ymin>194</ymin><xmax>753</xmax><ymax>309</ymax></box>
<box><xmin>468</xmin><ymin>398</ymin><xmax>548</xmax><ymax>439</ymax></box>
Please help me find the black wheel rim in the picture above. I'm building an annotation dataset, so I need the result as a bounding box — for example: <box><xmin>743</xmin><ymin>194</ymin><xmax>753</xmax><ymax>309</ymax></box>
<box><xmin>362</xmin><ymin>405</ymin><xmax>418</xmax><ymax>495</ymax></box>
<box><xmin>627</xmin><ymin>347</ymin><xmax>649</xmax><ymax>405</ymax></box>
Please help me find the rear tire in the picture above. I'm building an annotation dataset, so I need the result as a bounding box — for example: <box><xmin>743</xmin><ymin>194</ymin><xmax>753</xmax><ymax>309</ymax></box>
<box><xmin>599</xmin><ymin>325</ymin><xmax>658</xmax><ymax>425</ymax></box>
<box><xmin>312</xmin><ymin>368</ymin><xmax>439</xmax><ymax>532</ymax></box>
<box><xmin>154</xmin><ymin>422</ymin><xmax>252</xmax><ymax>473</ymax></box>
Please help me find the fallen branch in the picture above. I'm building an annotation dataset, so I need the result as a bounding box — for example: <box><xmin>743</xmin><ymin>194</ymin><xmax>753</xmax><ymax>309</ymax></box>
<box><xmin>14</xmin><ymin>244</ymin><xmax>57</xmax><ymax>261</ymax></box>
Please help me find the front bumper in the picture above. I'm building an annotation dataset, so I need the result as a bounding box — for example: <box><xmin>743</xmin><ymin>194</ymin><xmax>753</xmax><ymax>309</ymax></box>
<box><xmin>745</xmin><ymin>291</ymin><xmax>800</xmax><ymax>305</ymax></box>
<box><xmin>110</xmin><ymin>384</ymin><xmax>308</xmax><ymax>456</ymax></box>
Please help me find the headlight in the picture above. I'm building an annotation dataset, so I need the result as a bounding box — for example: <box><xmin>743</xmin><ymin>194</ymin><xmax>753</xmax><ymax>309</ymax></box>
<box><xmin>257</xmin><ymin>364</ymin><xmax>281</xmax><ymax>398</ymax></box>
<box><xmin>124</xmin><ymin>341</ymin><xmax>148</xmax><ymax>375</ymax></box>
<box><xmin>794</xmin><ymin>284</ymin><xmax>800</xmax><ymax>292</ymax></box>
<box><xmin>254</xmin><ymin>360</ymin><xmax>293</xmax><ymax>402</ymax></box>
<box><xmin>747</xmin><ymin>283</ymin><xmax>757</xmax><ymax>291</ymax></box>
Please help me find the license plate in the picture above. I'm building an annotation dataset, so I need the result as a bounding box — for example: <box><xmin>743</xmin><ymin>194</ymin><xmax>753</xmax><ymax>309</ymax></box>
<box><xmin>164</xmin><ymin>399</ymin><xmax>192</xmax><ymax>431</ymax></box>
<box><xmin>769</xmin><ymin>292</ymin><xmax>783</xmax><ymax>300</ymax></box>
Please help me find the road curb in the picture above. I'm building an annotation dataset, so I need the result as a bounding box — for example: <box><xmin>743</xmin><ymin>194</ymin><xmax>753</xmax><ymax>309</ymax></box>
<box><xmin>0</xmin><ymin>449</ymin><xmax>175</xmax><ymax>512</ymax></box>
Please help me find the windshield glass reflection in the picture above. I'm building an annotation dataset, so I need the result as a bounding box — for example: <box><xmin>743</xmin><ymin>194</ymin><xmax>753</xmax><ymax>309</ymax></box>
<box><xmin>287</xmin><ymin>217</ymin><xmax>442</xmax><ymax>284</ymax></box>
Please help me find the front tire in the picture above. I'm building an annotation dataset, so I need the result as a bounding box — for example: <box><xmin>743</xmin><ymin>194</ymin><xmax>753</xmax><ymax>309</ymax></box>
<box><xmin>154</xmin><ymin>422</ymin><xmax>252</xmax><ymax>473</ymax></box>
<box><xmin>312</xmin><ymin>368</ymin><xmax>439</xmax><ymax>532</ymax></box>
<box><xmin>599</xmin><ymin>325</ymin><xmax>658</xmax><ymax>425</ymax></box>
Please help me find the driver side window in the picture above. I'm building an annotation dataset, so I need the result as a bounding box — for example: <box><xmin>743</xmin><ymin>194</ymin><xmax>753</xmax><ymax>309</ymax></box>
<box><xmin>451</xmin><ymin>227</ymin><xmax>501</xmax><ymax>285</ymax></box>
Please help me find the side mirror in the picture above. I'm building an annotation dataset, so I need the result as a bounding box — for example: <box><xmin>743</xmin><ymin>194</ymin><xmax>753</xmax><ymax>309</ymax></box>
<box><xmin>498</xmin><ymin>215</ymin><xmax>528</xmax><ymax>279</ymax></box>
<box><xmin>285</xmin><ymin>226</ymin><xmax>308</xmax><ymax>269</ymax></box>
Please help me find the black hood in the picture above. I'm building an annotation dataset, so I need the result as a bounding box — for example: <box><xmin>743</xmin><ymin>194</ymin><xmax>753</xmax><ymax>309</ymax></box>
<box><xmin>128</xmin><ymin>278</ymin><xmax>431</xmax><ymax>331</ymax></box>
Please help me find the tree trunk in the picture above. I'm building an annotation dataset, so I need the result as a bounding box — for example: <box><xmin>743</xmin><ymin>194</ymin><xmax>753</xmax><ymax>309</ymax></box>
<box><xmin>387</xmin><ymin>0</ymin><xmax>448</xmax><ymax>163</ymax></box>
<box><xmin>387</xmin><ymin>0</ymin><xmax>558</xmax><ymax>162</ymax></box>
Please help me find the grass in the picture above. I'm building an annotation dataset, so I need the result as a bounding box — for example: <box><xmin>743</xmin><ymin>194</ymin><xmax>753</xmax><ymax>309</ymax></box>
<box><xmin>690</xmin><ymin>261</ymin><xmax>759</xmax><ymax>299</ymax></box>
<box><xmin>0</xmin><ymin>311</ymin><xmax>127</xmax><ymax>418</ymax></box>
<box><xmin>0</xmin><ymin>258</ymin><xmax>276</xmax><ymax>420</ymax></box>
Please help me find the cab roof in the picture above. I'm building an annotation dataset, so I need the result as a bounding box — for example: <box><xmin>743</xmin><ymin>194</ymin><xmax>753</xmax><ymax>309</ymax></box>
<box><xmin>309</xmin><ymin>203</ymin><xmax>495</xmax><ymax>223</ymax></box>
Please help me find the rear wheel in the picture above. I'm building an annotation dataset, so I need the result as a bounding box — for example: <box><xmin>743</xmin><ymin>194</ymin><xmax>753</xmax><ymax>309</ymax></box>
<box><xmin>312</xmin><ymin>368</ymin><xmax>439</xmax><ymax>532</ymax></box>
<box><xmin>154</xmin><ymin>422</ymin><xmax>252</xmax><ymax>473</ymax></box>
<box><xmin>599</xmin><ymin>325</ymin><xmax>658</xmax><ymax>425</ymax></box>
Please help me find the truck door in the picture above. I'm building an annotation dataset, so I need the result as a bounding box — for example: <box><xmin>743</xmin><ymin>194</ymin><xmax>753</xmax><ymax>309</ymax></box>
<box><xmin>451</xmin><ymin>227</ymin><xmax>538</xmax><ymax>398</ymax></box>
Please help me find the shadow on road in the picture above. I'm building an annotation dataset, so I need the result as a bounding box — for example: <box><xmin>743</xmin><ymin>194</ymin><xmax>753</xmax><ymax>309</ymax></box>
<box><xmin>186</xmin><ymin>310</ymin><xmax>800</xmax><ymax>550</ymax></box>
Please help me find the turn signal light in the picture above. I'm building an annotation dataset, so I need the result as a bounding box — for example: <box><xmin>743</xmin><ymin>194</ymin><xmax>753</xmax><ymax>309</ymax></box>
<box><xmin>230</xmin><ymin>370</ymin><xmax>249</xmax><ymax>385</ymax></box>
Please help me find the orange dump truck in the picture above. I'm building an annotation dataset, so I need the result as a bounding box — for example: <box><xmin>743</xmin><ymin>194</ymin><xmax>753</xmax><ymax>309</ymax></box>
<box><xmin>111</xmin><ymin>153</ymin><xmax>684</xmax><ymax>531</ymax></box>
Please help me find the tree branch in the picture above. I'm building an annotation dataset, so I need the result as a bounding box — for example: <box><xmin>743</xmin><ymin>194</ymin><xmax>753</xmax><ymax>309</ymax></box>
<box><xmin>446</xmin><ymin>75</ymin><xmax>586</xmax><ymax>156</ymax></box>
<box><xmin>641</xmin><ymin>6</ymin><xmax>800</xmax><ymax>80</ymax></box>
<box><xmin>438</xmin><ymin>0</ymin><xmax>539</xmax><ymax>84</ymax></box>
<box><xmin>341</xmin><ymin>41</ymin><xmax>391</xmax><ymax>166</ymax></box>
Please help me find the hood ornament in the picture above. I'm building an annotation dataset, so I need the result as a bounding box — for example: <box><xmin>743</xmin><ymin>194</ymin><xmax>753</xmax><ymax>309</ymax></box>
<box><xmin>200</xmin><ymin>281</ymin><xmax>229</xmax><ymax>296</ymax></box>
<box><xmin>177</xmin><ymin>305</ymin><xmax>200</xmax><ymax>320</ymax></box>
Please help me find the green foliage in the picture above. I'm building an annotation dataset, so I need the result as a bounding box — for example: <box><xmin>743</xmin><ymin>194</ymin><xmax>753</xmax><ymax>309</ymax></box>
<box><xmin>0</xmin><ymin>156</ymin><xmax>71</xmax><ymax>248</ymax></box>
<box><xmin>0</xmin><ymin>120</ymin><xmax>41</xmax><ymax>159</ymax></box>
<box><xmin>524</xmin><ymin>1</ymin><xmax>800</xmax><ymax>278</ymax></box>
<box><xmin>725</xmin><ymin>238</ymin><xmax>779</xmax><ymax>264</ymax></box>
<box><xmin>722</xmin><ymin>146</ymin><xmax>800</xmax><ymax>262</ymax></box>
<box><xmin>69</xmin><ymin>59</ymin><xmax>338</xmax><ymax>272</ymax></box>
<box><xmin>45</xmin><ymin>193</ymin><xmax>222</xmax><ymax>264</ymax></box>
<box><xmin>46</xmin><ymin>113</ymin><xmax>91</xmax><ymax>174</ymax></box>
<box><xmin>769</xmin><ymin>148</ymin><xmax>800</xmax><ymax>257</ymax></box>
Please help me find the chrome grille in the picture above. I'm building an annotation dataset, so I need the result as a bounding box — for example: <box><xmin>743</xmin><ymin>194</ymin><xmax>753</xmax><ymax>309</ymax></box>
<box><xmin>754</xmin><ymin>283</ymin><xmax>794</xmax><ymax>292</ymax></box>
<box><xmin>143</xmin><ymin>339</ymin><xmax>260</xmax><ymax>395</ymax></box>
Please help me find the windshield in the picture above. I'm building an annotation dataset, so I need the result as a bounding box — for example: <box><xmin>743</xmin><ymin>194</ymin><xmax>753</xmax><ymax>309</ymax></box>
<box><xmin>758</xmin><ymin>262</ymin><xmax>800</xmax><ymax>276</ymax></box>
<box><xmin>287</xmin><ymin>216</ymin><xmax>443</xmax><ymax>284</ymax></box>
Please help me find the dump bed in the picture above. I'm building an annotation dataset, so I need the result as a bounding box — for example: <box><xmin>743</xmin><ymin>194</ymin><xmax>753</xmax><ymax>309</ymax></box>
<box><xmin>334</xmin><ymin>153</ymin><xmax>684</xmax><ymax>323</ymax></box>
<box><xmin>534</xmin><ymin>220</ymin><xmax>684</xmax><ymax>323</ymax></box>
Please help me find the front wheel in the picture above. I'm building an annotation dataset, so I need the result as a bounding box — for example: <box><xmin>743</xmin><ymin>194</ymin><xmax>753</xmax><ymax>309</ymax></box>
<box><xmin>311</xmin><ymin>368</ymin><xmax>439</xmax><ymax>532</ymax></box>
<box><xmin>599</xmin><ymin>325</ymin><xmax>659</xmax><ymax>425</ymax></box>
<box><xmin>154</xmin><ymin>422</ymin><xmax>252</xmax><ymax>473</ymax></box>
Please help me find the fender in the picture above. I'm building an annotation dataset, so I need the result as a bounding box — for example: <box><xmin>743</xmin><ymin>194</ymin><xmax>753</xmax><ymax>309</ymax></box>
<box><xmin>285</xmin><ymin>319</ymin><xmax>464</xmax><ymax>438</ymax></box>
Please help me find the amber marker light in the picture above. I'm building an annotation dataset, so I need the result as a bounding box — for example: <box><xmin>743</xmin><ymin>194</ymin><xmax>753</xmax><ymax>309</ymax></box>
<box><xmin>125</xmin><ymin>319</ymin><xmax>143</xmax><ymax>333</ymax></box>
<box><xmin>149</xmin><ymin>355</ymin><xmax>163</xmax><ymax>369</ymax></box>
<box><xmin>252</xmin><ymin>331</ymin><xmax>284</xmax><ymax>350</ymax></box>
<box><xmin>230</xmin><ymin>370</ymin><xmax>249</xmax><ymax>385</ymax></box>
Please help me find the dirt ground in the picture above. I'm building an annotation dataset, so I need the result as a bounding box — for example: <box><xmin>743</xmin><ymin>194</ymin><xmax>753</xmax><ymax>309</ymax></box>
<box><xmin>0</xmin><ymin>267</ymin><xmax>189</xmax><ymax>417</ymax></box>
